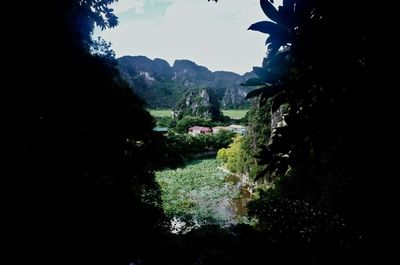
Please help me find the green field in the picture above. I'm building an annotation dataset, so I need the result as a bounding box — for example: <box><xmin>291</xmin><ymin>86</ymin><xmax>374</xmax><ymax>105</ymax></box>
<box><xmin>149</xmin><ymin>109</ymin><xmax>248</xmax><ymax>119</ymax></box>
<box><xmin>148</xmin><ymin>109</ymin><xmax>172</xmax><ymax>117</ymax></box>
<box><xmin>222</xmin><ymin>109</ymin><xmax>248</xmax><ymax>119</ymax></box>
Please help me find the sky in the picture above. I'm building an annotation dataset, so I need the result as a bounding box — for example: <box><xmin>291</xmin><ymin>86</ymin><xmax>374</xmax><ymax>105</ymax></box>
<box><xmin>97</xmin><ymin>0</ymin><xmax>282</xmax><ymax>75</ymax></box>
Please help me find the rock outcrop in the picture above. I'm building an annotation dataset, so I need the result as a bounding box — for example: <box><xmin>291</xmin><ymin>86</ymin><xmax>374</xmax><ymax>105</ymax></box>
<box><xmin>117</xmin><ymin>56</ymin><xmax>255</xmax><ymax>109</ymax></box>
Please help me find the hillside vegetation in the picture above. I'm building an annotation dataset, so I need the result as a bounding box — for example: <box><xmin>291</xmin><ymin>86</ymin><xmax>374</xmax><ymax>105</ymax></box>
<box><xmin>150</xmin><ymin>109</ymin><xmax>248</xmax><ymax>120</ymax></box>
<box><xmin>118</xmin><ymin>56</ymin><xmax>255</xmax><ymax>109</ymax></box>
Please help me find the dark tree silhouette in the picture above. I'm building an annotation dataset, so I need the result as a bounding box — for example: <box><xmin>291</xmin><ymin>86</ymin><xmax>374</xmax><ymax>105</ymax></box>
<box><xmin>2</xmin><ymin>0</ymin><xmax>396</xmax><ymax>264</ymax></box>
<box><xmin>2</xmin><ymin>1</ymin><xmax>165</xmax><ymax>264</ymax></box>
<box><xmin>245</xmin><ymin>0</ymin><xmax>397</xmax><ymax>263</ymax></box>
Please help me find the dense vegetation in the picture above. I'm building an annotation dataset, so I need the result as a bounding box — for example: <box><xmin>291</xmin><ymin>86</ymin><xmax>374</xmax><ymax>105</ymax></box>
<box><xmin>150</xmin><ymin>109</ymin><xmax>248</xmax><ymax>120</ymax></box>
<box><xmin>217</xmin><ymin>136</ymin><xmax>245</xmax><ymax>174</ymax></box>
<box><xmin>217</xmin><ymin>100</ymin><xmax>272</xmax><ymax>180</ymax></box>
<box><xmin>154</xmin><ymin>113</ymin><xmax>242</xmax><ymax>133</ymax></box>
<box><xmin>161</xmin><ymin>129</ymin><xmax>236</xmax><ymax>168</ymax></box>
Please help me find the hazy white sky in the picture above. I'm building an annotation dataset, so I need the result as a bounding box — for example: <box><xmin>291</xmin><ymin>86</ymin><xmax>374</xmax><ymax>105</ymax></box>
<box><xmin>98</xmin><ymin>0</ymin><xmax>282</xmax><ymax>74</ymax></box>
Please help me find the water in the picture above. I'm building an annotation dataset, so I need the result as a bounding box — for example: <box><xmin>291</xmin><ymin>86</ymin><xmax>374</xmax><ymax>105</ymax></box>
<box><xmin>160</xmin><ymin>160</ymin><xmax>254</xmax><ymax>233</ymax></box>
<box><xmin>218</xmin><ymin>174</ymin><xmax>253</xmax><ymax>224</ymax></box>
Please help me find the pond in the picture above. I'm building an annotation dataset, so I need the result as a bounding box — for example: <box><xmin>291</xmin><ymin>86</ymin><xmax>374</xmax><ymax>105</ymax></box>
<box><xmin>222</xmin><ymin>174</ymin><xmax>253</xmax><ymax>223</ymax></box>
<box><xmin>155</xmin><ymin>158</ymin><xmax>254</xmax><ymax>233</ymax></box>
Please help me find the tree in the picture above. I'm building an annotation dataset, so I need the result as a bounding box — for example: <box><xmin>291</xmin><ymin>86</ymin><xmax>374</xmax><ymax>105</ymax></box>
<box><xmin>245</xmin><ymin>0</ymin><xmax>396</xmax><ymax>262</ymax></box>
<box><xmin>91</xmin><ymin>36</ymin><xmax>117</xmax><ymax>62</ymax></box>
<box><xmin>241</xmin><ymin>98</ymin><xmax>272</xmax><ymax>180</ymax></box>
<box><xmin>217</xmin><ymin>135</ymin><xmax>245</xmax><ymax>173</ymax></box>
<box><xmin>3</xmin><ymin>1</ymin><xmax>165</xmax><ymax>264</ymax></box>
<box><xmin>174</xmin><ymin>116</ymin><xmax>214</xmax><ymax>134</ymax></box>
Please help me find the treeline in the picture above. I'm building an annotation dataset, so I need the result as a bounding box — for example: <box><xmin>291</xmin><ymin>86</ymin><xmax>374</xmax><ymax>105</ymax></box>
<box><xmin>155</xmin><ymin>115</ymin><xmax>238</xmax><ymax>133</ymax></box>
<box><xmin>217</xmin><ymin>100</ymin><xmax>271</xmax><ymax>179</ymax></box>
<box><xmin>161</xmin><ymin>130</ymin><xmax>236</xmax><ymax>168</ymax></box>
<box><xmin>154</xmin><ymin>114</ymin><xmax>240</xmax><ymax>168</ymax></box>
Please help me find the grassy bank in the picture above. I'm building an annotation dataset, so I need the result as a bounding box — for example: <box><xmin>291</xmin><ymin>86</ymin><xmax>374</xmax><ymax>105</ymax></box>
<box><xmin>221</xmin><ymin>109</ymin><xmax>248</xmax><ymax>119</ymax></box>
<box><xmin>148</xmin><ymin>109</ymin><xmax>172</xmax><ymax>117</ymax></box>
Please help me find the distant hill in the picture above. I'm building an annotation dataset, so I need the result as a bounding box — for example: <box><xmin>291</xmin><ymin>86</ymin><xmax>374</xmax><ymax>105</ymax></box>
<box><xmin>173</xmin><ymin>87</ymin><xmax>222</xmax><ymax>120</ymax></box>
<box><xmin>117</xmin><ymin>56</ymin><xmax>255</xmax><ymax>109</ymax></box>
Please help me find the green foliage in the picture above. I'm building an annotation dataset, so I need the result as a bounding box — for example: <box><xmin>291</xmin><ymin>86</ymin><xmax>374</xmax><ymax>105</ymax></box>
<box><xmin>155</xmin><ymin>159</ymin><xmax>237</xmax><ymax>225</ymax></box>
<box><xmin>217</xmin><ymin>136</ymin><xmax>245</xmax><ymax>173</ymax></box>
<box><xmin>174</xmin><ymin>116</ymin><xmax>214</xmax><ymax>133</ymax></box>
<box><xmin>212</xmin><ymin>130</ymin><xmax>237</xmax><ymax>149</ymax></box>
<box><xmin>161</xmin><ymin>130</ymin><xmax>236</xmax><ymax>168</ymax></box>
<box><xmin>241</xmin><ymin>99</ymin><xmax>272</xmax><ymax>180</ymax></box>
<box><xmin>150</xmin><ymin>109</ymin><xmax>247</xmax><ymax>121</ymax></box>
<box><xmin>217</xmin><ymin>99</ymin><xmax>272</xmax><ymax>181</ymax></box>
<box><xmin>155</xmin><ymin>116</ymin><xmax>176</xmax><ymax>128</ymax></box>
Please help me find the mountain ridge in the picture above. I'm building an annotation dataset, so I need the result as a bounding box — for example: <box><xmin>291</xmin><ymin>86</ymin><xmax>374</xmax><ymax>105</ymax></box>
<box><xmin>117</xmin><ymin>55</ymin><xmax>255</xmax><ymax>109</ymax></box>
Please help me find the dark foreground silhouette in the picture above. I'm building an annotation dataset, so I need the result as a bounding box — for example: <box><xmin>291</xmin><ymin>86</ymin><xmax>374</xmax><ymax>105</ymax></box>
<box><xmin>2</xmin><ymin>1</ymin><xmax>396</xmax><ymax>265</ymax></box>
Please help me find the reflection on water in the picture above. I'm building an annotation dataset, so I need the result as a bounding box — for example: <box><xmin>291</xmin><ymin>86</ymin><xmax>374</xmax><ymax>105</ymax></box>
<box><xmin>217</xmin><ymin>173</ymin><xmax>254</xmax><ymax>224</ymax></box>
<box><xmin>169</xmin><ymin>167</ymin><xmax>255</xmax><ymax>233</ymax></box>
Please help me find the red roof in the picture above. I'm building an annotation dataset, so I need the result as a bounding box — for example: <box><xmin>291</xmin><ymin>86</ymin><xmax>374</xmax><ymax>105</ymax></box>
<box><xmin>189</xmin><ymin>126</ymin><xmax>212</xmax><ymax>132</ymax></box>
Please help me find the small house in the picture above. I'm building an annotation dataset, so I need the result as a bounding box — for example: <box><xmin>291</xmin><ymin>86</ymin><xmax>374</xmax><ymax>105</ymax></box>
<box><xmin>188</xmin><ymin>126</ymin><xmax>212</xmax><ymax>136</ymax></box>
